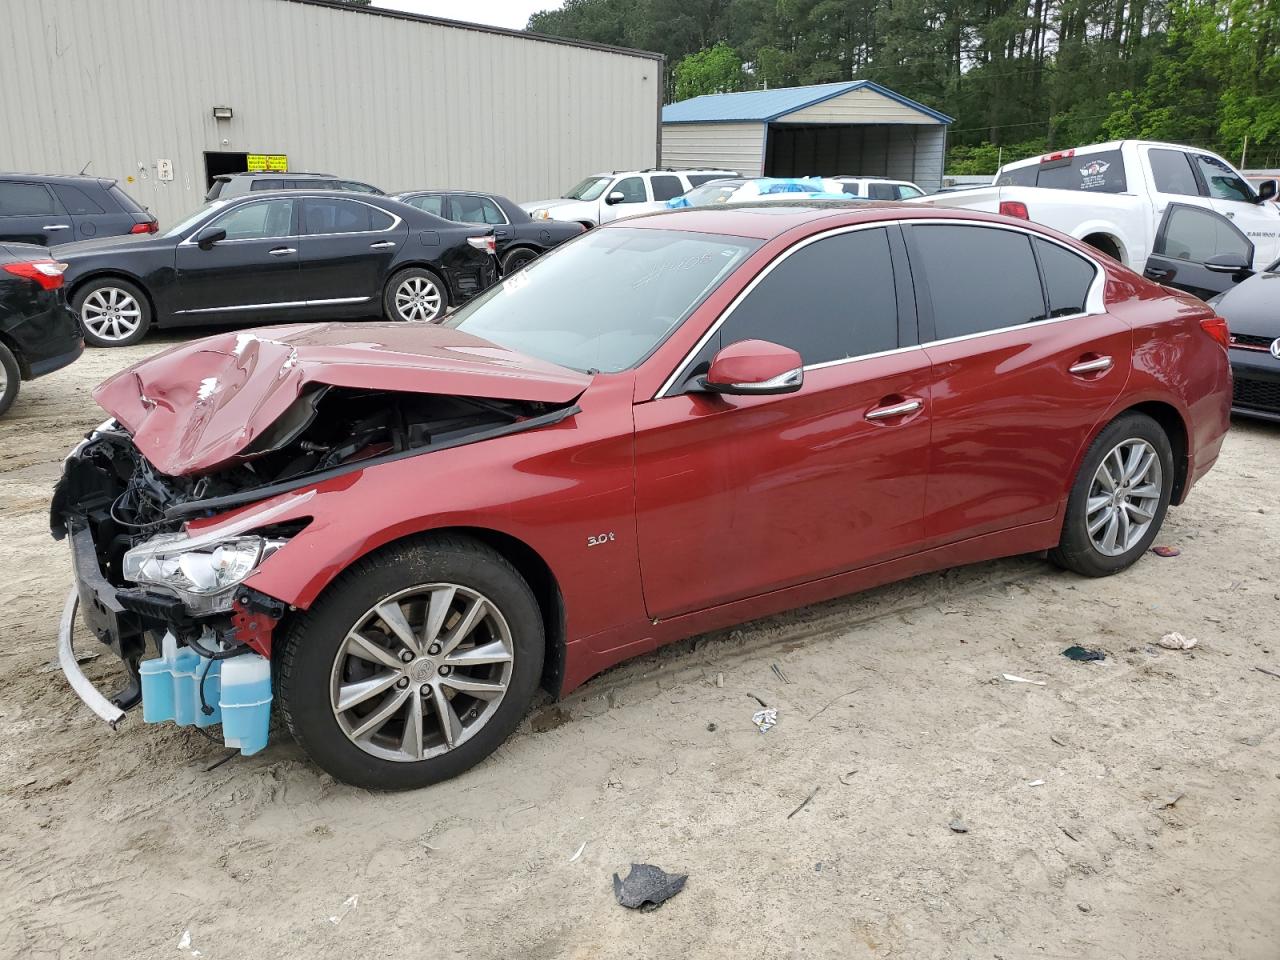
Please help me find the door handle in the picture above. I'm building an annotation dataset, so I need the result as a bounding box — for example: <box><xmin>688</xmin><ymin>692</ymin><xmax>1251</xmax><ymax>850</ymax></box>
<box><xmin>865</xmin><ymin>398</ymin><xmax>922</xmax><ymax>421</ymax></box>
<box><xmin>369</xmin><ymin>241</ymin><xmax>396</xmax><ymax>249</ymax></box>
<box><xmin>43</xmin><ymin>224</ymin><xmax>70</xmax><ymax>231</ymax></box>
<box><xmin>1069</xmin><ymin>355</ymin><xmax>1113</xmax><ymax>375</ymax></box>
<box><xmin>268</xmin><ymin>247</ymin><xmax>297</xmax><ymax>256</ymax></box>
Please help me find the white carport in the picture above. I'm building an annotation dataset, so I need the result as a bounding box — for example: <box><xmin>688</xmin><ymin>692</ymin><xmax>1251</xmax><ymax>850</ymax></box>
<box><xmin>661</xmin><ymin>81</ymin><xmax>953</xmax><ymax>191</ymax></box>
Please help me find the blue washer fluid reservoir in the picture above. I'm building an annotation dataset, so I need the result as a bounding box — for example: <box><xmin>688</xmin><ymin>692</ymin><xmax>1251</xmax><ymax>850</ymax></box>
<box><xmin>219</xmin><ymin>653</ymin><xmax>272</xmax><ymax>756</ymax></box>
<box><xmin>139</xmin><ymin>632</ymin><xmax>222</xmax><ymax>728</ymax></box>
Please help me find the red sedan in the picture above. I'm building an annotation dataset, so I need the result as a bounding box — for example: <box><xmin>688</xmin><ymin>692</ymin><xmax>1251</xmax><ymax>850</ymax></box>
<box><xmin>54</xmin><ymin>204</ymin><xmax>1231</xmax><ymax>788</ymax></box>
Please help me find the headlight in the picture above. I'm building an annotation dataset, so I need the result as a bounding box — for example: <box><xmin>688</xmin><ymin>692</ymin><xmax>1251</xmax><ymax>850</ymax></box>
<box><xmin>123</xmin><ymin>534</ymin><xmax>286</xmax><ymax>615</ymax></box>
<box><xmin>531</xmin><ymin>208</ymin><xmax>550</xmax><ymax>220</ymax></box>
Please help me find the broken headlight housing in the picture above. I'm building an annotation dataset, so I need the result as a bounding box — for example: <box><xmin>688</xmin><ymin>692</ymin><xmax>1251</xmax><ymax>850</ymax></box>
<box><xmin>123</xmin><ymin>533</ymin><xmax>287</xmax><ymax>615</ymax></box>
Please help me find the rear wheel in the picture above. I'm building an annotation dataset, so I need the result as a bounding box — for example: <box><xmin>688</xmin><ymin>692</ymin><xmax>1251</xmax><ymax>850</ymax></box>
<box><xmin>1050</xmin><ymin>412</ymin><xmax>1173</xmax><ymax>577</ymax></box>
<box><xmin>278</xmin><ymin>535</ymin><xmax>544</xmax><ymax>789</ymax></box>
<box><xmin>0</xmin><ymin>342</ymin><xmax>20</xmax><ymax>417</ymax></box>
<box><xmin>73</xmin><ymin>278</ymin><xmax>152</xmax><ymax>347</ymax></box>
<box><xmin>384</xmin><ymin>267</ymin><xmax>448</xmax><ymax>323</ymax></box>
<box><xmin>501</xmin><ymin>247</ymin><xmax>539</xmax><ymax>275</ymax></box>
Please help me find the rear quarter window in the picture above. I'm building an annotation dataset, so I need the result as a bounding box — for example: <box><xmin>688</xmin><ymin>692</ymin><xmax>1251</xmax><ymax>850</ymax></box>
<box><xmin>107</xmin><ymin>184</ymin><xmax>148</xmax><ymax>215</ymax></box>
<box><xmin>1035</xmin><ymin>239</ymin><xmax>1097</xmax><ymax>317</ymax></box>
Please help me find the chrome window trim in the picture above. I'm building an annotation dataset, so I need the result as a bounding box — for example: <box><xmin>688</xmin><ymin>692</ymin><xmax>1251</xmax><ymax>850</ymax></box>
<box><xmin>174</xmin><ymin>295</ymin><xmax>371</xmax><ymax>315</ymax></box>
<box><xmin>178</xmin><ymin>195</ymin><xmax>401</xmax><ymax>246</ymax></box>
<box><xmin>656</xmin><ymin>218</ymin><xmax>1106</xmax><ymax>399</ymax></box>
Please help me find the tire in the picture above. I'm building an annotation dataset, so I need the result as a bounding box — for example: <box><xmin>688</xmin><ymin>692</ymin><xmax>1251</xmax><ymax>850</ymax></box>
<box><xmin>0</xmin><ymin>342</ymin><xmax>20</xmax><ymax>417</ymax></box>
<box><xmin>72</xmin><ymin>278</ymin><xmax>152</xmax><ymax>348</ymax></box>
<box><xmin>501</xmin><ymin>247</ymin><xmax>539</xmax><ymax>275</ymax></box>
<box><xmin>1049</xmin><ymin>412</ymin><xmax>1174</xmax><ymax>577</ymax></box>
<box><xmin>278</xmin><ymin>534</ymin><xmax>544</xmax><ymax>789</ymax></box>
<box><xmin>383</xmin><ymin>267</ymin><xmax>448</xmax><ymax>323</ymax></box>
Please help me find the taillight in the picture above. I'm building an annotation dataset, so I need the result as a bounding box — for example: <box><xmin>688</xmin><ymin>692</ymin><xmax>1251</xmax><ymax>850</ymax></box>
<box><xmin>130</xmin><ymin>220</ymin><xmax>158</xmax><ymax>234</ymax></box>
<box><xmin>1200</xmin><ymin>316</ymin><xmax>1230</xmax><ymax>348</ymax></box>
<box><xmin>467</xmin><ymin>235</ymin><xmax>497</xmax><ymax>255</ymax></box>
<box><xmin>999</xmin><ymin>200</ymin><xmax>1030</xmax><ymax>220</ymax></box>
<box><xmin>2</xmin><ymin>259</ymin><xmax>69</xmax><ymax>290</ymax></box>
<box><xmin>1041</xmin><ymin>149</ymin><xmax>1075</xmax><ymax>163</ymax></box>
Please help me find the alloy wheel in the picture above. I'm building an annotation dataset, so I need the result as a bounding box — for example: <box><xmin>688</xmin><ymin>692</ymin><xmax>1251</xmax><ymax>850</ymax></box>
<box><xmin>1086</xmin><ymin>438</ymin><xmax>1163</xmax><ymax>557</ymax></box>
<box><xmin>329</xmin><ymin>583</ymin><xmax>514</xmax><ymax>762</ymax></box>
<box><xmin>394</xmin><ymin>276</ymin><xmax>443</xmax><ymax>322</ymax></box>
<box><xmin>81</xmin><ymin>287</ymin><xmax>143</xmax><ymax>342</ymax></box>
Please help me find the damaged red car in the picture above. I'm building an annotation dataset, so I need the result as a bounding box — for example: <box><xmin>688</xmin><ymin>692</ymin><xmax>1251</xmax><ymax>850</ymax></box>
<box><xmin>53</xmin><ymin>204</ymin><xmax>1231</xmax><ymax>788</ymax></box>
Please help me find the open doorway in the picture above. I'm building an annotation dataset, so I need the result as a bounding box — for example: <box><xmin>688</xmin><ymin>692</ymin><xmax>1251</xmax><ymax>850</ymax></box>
<box><xmin>203</xmin><ymin>151</ymin><xmax>248</xmax><ymax>189</ymax></box>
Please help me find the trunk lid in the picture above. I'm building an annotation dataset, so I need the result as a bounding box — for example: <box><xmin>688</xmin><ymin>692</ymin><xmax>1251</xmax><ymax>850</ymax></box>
<box><xmin>94</xmin><ymin>322</ymin><xmax>590</xmax><ymax>476</ymax></box>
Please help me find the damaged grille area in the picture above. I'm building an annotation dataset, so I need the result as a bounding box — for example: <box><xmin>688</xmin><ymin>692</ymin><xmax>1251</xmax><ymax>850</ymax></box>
<box><xmin>53</xmin><ymin>387</ymin><xmax>572</xmax><ymax>584</ymax></box>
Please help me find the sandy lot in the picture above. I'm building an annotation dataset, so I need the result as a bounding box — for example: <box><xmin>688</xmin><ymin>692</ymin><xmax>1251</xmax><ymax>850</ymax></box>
<box><xmin>1</xmin><ymin>332</ymin><xmax>1277</xmax><ymax>960</ymax></box>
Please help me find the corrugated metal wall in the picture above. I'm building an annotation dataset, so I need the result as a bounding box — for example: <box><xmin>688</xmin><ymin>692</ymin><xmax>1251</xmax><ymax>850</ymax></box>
<box><xmin>0</xmin><ymin>0</ymin><xmax>661</xmax><ymax>228</ymax></box>
<box><xmin>661</xmin><ymin>122</ymin><xmax>766</xmax><ymax>177</ymax></box>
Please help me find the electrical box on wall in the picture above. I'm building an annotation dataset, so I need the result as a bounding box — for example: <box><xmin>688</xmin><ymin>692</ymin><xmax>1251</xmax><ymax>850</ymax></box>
<box><xmin>156</xmin><ymin>159</ymin><xmax>174</xmax><ymax>181</ymax></box>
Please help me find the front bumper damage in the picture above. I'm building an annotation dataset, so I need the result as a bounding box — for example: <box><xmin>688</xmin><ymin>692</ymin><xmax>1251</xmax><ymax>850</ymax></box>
<box><xmin>58</xmin><ymin>587</ymin><xmax>125</xmax><ymax>729</ymax></box>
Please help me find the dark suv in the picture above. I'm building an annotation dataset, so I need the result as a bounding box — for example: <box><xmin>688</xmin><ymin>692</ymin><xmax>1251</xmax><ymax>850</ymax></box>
<box><xmin>0</xmin><ymin>175</ymin><xmax>158</xmax><ymax>246</ymax></box>
<box><xmin>205</xmin><ymin>172</ymin><xmax>384</xmax><ymax>201</ymax></box>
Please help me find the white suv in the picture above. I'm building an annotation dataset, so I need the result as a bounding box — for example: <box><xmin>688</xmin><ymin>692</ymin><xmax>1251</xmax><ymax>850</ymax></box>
<box><xmin>521</xmin><ymin>168</ymin><xmax>738</xmax><ymax>226</ymax></box>
<box><xmin>820</xmin><ymin>177</ymin><xmax>926</xmax><ymax>201</ymax></box>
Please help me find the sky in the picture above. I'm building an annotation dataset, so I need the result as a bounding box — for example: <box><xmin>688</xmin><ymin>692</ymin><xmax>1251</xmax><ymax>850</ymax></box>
<box><xmin>373</xmin><ymin>1</ymin><xmax>564</xmax><ymax>30</ymax></box>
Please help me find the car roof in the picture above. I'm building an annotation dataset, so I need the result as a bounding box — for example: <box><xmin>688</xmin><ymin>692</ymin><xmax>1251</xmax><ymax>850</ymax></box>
<box><xmin>619</xmin><ymin>201</ymin><xmax>1027</xmax><ymax>240</ymax></box>
<box><xmin>221</xmin><ymin>189</ymin><xmax>394</xmax><ymax>202</ymax></box>
<box><xmin>0</xmin><ymin>172</ymin><xmax>116</xmax><ymax>187</ymax></box>
<box><xmin>216</xmin><ymin>171</ymin><xmax>339</xmax><ymax>179</ymax></box>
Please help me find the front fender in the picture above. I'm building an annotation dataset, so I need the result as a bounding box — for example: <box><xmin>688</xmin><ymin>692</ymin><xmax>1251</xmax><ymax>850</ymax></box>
<box><xmin>200</xmin><ymin>376</ymin><xmax>644</xmax><ymax>645</ymax></box>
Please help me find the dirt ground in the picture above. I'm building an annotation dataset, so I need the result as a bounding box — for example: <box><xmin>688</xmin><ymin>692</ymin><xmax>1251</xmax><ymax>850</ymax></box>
<box><xmin>1</xmin><ymin>331</ymin><xmax>1277</xmax><ymax>960</ymax></box>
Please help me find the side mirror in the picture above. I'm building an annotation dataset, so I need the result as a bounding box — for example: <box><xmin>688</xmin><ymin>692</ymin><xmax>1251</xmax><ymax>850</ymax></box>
<box><xmin>1255</xmin><ymin>179</ymin><xmax>1278</xmax><ymax>202</ymax></box>
<box><xmin>605</xmin><ymin>191</ymin><xmax>627</xmax><ymax>205</ymax></box>
<box><xmin>1205</xmin><ymin>252</ymin><xmax>1251</xmax><ymax>274</ymax></box>
<box><xmin>700</xmin><ymin>339</ymin><xmax>803</xmax><ymax>396</ymax></box>
<box><xmin>195</xmin><ymin>226</ymin><xmax>227</xmax><ymax>250</ymax></box>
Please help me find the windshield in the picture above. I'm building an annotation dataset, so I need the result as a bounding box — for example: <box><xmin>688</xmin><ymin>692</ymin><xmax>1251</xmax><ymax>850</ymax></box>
<box><xmin>681</xmin><ymin>180</ymin><xmax>744</xmax><ymax>206</ymax></box>
<box><xmin>562</xmin><ymin>177</ymin><xmax>612</xmax><ymax>201</ymax></box>
<box><xmin>443</xmin><ymin>227</ymin><xmax>761</xmax><ymax>373</ymax></box>
<box><xmin>163</xmin><ymin>201</ymin><xmax>228</xmax><ymax>239</ymax></box>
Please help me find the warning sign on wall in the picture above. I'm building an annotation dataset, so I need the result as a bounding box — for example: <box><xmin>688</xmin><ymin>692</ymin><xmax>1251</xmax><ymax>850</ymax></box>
<box><xmin>246</xmin><ymin>154</ymin><xmax>289</xmax><ymax>172</ymax></box>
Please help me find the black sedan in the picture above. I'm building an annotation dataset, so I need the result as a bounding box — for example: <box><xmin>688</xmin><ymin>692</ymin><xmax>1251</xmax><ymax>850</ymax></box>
<box><xmin>0</xmin><ymin>243</ymin><xmax>83</xmax><ymax>416</ymax></box>
<box><xmin>1209</xmin><ymin>265</ymin><xmax>1280</xmax><ymax>422</ymax></box>
<box><xmin>392</xmin><ymin>190</ymin><xmax>583</xmax><ymax>275</ymax></box>
<box><xmin>59</xmin><ymin>192</ymin><xmax>499</xmax><ymax>347</ymax></box>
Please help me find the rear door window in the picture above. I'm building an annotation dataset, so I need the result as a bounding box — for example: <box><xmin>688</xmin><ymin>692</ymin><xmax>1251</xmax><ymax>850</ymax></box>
<box><xmin>52</xmin><ymin>183</ymin><xmax>105</xmax><ymax>214</ymax></box>
<box><xmin>0</xmin><ymin>181</ymin><xmax>58</xmax><ymax>216</ymax></box>
<box><xmin>303</xmin><ymin>198</ymin><xmax>393</xmax><ymax>234</ymax></box>
<box><xmin>699</xmin><ymin>228</ymin><xmax>899</xmax><ymax>367</ymax></box>
<box><xmin>650</xmin><ymin>175</ymin><xmax>684</xmax><ymax>201</ymax></box>
<box><xmin>450</xmin><ymin>195</ymin><xmax>506</xmax><ymax>224</ymax></box>
<box><xmin>1035</xmin><ymin>239</ymin><xmax>1097</xmax><ymax>317</ymax></box>
<box><xmin>869</xmin><ymin>183</ymin><xmax>897</xmax><ymax>200</ymax></box>
<box><xmin>1148</xmin><ymin>149</ymin><xmax>1200</xmax><ymax>196</ymax></box>
<box><xmin>911</xmin><ymin>224</ymin><xmax>1047</xmax><ymax>339</ymax></box>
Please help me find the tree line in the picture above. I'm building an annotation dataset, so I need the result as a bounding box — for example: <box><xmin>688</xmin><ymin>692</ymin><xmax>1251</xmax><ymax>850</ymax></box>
<box><xmin>528</xmin><ymin>0</ymin><xmax>1280</xmax><ymax>173</ymax></box>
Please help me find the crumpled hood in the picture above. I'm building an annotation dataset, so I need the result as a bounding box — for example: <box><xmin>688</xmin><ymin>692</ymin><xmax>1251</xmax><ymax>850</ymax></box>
<box><xmin>94</xmin><ymin>322</ymin><xmax>590</xmax><ymax>476</ymax></box>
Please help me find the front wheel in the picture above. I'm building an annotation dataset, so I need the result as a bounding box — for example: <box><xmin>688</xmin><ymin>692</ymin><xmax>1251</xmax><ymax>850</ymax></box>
<box><xmin>1050</xmin><ymin>412</ymin><xmax>1174</xmax><ymax>577</ymax></box>
<box><xmin>72</xmin><ymin>278</ymin><xmax>152</xmax><ymax>347</ymax></box>
<box><xmin>384</xmin><ymin>267</ymin><xmax>448</xmax><ymax>323</ymax></box>
<box><xmin>278</xmin><ymin>535</ymin><xmax>544</xmax><ymax>789</ymax></box>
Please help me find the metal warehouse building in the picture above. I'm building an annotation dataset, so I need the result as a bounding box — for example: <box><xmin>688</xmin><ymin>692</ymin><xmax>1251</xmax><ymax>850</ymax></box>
<box><xmin>1</xmin><ymin>0</ymin><xmax>663</xmax><ymax>229</ymax></box>
<box><xmin>661</xmin><ymin>82</ymin><xmax>953</xmax><ymax>191</ymax></box>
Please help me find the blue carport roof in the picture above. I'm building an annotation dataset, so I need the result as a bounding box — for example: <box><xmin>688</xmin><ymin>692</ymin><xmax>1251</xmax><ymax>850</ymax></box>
<box><xmin>662</xmin><ymin>80</ymin><xmax>953</xmax><ymax>125</ymax></box>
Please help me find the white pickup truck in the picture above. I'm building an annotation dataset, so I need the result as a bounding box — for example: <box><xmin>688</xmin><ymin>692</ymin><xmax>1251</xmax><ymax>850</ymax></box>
<box><xmin>916</xmin><ymin>140</ymin><xmax>1280</xmax><ymax>298</ymax></box>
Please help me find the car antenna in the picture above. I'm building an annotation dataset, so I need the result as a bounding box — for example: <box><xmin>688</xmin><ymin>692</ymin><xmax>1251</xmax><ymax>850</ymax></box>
<box><xmin>79</xmin><ymin>160</ymin><xmax>92</xmax><ymax>175</ymax></box>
